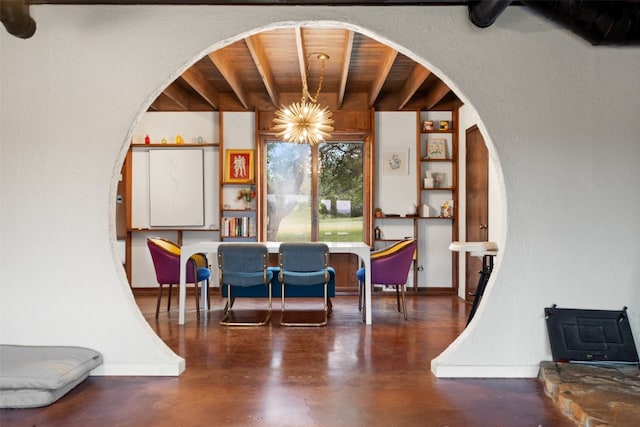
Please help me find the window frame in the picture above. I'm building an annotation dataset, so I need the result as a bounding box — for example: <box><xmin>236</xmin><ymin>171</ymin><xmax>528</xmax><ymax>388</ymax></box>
<box><xmin>258</xmin><ymin>133</ymin><xmax>372</xmax><ymax>243</ymax></box>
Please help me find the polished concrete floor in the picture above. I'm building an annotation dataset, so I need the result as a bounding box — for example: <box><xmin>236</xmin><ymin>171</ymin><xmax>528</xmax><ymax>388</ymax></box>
<box><xmin>1</xmin><ymin>293</ymin><xmax>575</xmax><ymax>427</ymax></box>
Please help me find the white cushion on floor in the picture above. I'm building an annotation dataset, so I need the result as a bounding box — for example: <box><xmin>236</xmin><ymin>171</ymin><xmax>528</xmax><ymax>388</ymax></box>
<box><xmin>0</xmin><ymin>345</ymin><xmax>103</xmax><ymax>408</ymax></box>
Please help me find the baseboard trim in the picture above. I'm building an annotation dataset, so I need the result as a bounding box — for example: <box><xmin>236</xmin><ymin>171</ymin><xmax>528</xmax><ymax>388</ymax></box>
<box><xmin>430</xmin><ymin>362</ymin><xmax>540</xmax><ymax>378</ymax></box>
<box><xmin>132</xmin><ymin>287</ymin><xmax>459</xmax><ymax>298</ymax></box>
<box><xmin>131</xmin><ymin>287</ymin><xmax>202</xmax><ymax>297</ymax></box>
<box><xmin>90</xmin><ymin>360</ymin><xmax>185</xmax><ymax>376</ymax></box>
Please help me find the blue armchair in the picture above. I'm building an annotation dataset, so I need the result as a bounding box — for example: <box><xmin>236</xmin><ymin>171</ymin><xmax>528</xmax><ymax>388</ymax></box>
<box><xmin>218</xmin><ymin>243</ymin><xmax>273</xmax><ymax>326</ymax></box>
<box><xmin>279</xmin><ymin>242</ymin><xmax>332</xmax><ymax>327</ymax></box>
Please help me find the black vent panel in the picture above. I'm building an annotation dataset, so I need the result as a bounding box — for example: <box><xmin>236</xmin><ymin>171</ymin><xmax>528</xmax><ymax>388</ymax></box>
<box><xmin>545</xmin><ymin>305</ymin><xmax>639</xmax><ymax>363</ymax></box>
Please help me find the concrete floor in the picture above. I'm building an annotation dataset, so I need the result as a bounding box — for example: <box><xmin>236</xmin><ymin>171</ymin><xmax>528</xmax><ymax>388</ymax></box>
<box><xmin>1</xmin><ymin>293</ymin><xmax>575</xmax><ymax>427</ymax></box>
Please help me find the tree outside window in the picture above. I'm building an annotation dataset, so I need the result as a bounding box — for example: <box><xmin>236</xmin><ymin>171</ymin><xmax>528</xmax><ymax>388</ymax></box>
<box><xmin>265</xmin><ymin>140</ymin><xmax>364</xmax><ymax>242</ymax></box>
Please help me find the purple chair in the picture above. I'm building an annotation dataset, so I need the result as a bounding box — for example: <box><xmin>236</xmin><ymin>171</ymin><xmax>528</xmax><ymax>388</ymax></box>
<box><xmin>147</xmin><ymin>237</ymin><xmax>211</xmax><ymax>320</ymax></box>
<box><xmin>356</xmin><ymin>239</ymin><xmax>417</xmax><ymax>320</ymax></box>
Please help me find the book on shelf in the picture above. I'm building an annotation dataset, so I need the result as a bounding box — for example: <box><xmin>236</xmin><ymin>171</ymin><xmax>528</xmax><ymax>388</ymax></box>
<box><xmin>222</xmin><ymin>216</ymin><xmax>253</xmax><ymax>237</ymax></box>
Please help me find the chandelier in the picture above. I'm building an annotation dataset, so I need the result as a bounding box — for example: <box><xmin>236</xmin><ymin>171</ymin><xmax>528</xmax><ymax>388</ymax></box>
<box><xmin>273</xmin><ymin>53</ymin><xmax>334</xmax><ymax>145</ymax></box>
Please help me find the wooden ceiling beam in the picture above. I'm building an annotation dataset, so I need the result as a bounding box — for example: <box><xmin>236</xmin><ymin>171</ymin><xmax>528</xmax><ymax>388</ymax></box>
<box><xmin>337</xmin><ymin>30</ymin><xmax>354</xmax><ymax>109</ymax></box>
<box><xmin>181</xmin><ymin>67</ymin><xmax>220</xmax><ymax>110</ymax></box>
<box><xmin>245</xmin><ymin>34</ymin><xmax>279</xmax><ymax>108</ymax></box>
<box><xmin>294</xmin><ymin>26</ymin><xmax>307</xmax><ymax>94</ymax></box>
<box><xmin>161</xmin><ymin>83</ymin><xmax>191</xmax><ymax>111</ymax></box>
<box><xmin>424</xmin><ymin>79</ymin><xmax>451</xmax><ymax>110</ymax></box>
<box><xmin>396</xmin><ymin>64</ymin><xmax>430</xmax><ymax>110</ymax></box>
<box><xmin>208</xmin><ymin>50</ymin><xmax>250</xmax><ymax>110</ymax></box>
<box><xmin>368</xmin><ymin>46</ymin><xmax>397</xmax><ymax>108</ymax></box>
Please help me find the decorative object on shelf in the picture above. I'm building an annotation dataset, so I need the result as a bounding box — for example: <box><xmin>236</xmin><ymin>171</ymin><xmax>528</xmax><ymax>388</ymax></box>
<box><xmin>374</xmin><ymin>226</ymin><xmax>381</xmax><ymax>240</ymax></box>
<box><xmin>273</xmin><ymin>52</ymin><xmax>334</xmax><ymax>145</ymax></box>
<box><xmin>439</xmin><ymin>120</ymin><xmax>450</xmax><ymax>130</ymax></box>
<box><xmin>197</xmin><ymin>136</ymin><xmax>204</xmax><ymax>144</ymax></box>
<box><xmin>144</xmin><ymin>135</ymin><xmax>150</xmax><ymax>144</ymax></box>
<box><xmin>375</xmin><ymin>207</ymin><xmax>382</xmax><ymax>218</ymax></box>
<box><xmin>224</xmin><ymin>149</ymin><xmax>254</xmax><ymax>183</ymax></box>
<box><xmin>423</xmin><ymin>171</ymin><xmax>434</xmax><ymax>188</ymax></box>
<box><xmin>432</xmin><ymin>172</ymin><xmax>447</xmax><ymax>188</ymax></box>
<box><xmin>406</xmin><ymin>203</ymin><xmax>417</xmax><ymax>216</ymax></box>
<box><xmin>440</xmin><ymin>200</ymin><xmax>454</xmax><ymax>218</ymax></box>
<box><xmin>421</xmin><ymin>203</ymin><xmax>431</xmax><ymax>217</ymax></box>
<box><xmin>383</xmin><ymin>147</ymin><xmax>409</xmax><ymax>175</ymax></box>
<box><xmin>176</xmin><ymin>134</ymin><xmax>184</xmax><ymax>144</ymax></box>
<box><xmin>237</xmin><ymin>187</ymin><xmax>256</xmax><ymax>210</ymax></box>
<box><xmin>422</xmin><ymin>120</ymin><xmax>434</xmax><ymax>131</ymax></box>
<box><xmin>427</xmin><ymin>139</ymin><xmax>447</xmax><ymax>159</ymax></box>
<box><xmin>161</xmin><ymin>138</ymin><xmax>167</xmax><ymax>144</ymax></box>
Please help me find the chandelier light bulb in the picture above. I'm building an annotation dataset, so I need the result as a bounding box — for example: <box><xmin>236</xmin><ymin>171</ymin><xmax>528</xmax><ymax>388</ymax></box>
<box><xmin>273</xmin><ymin>100</ymin><xmax>334</xmax><ymax>146</ymax></box>
<box><xmin>273</xmin><ymin>51</ymin><xmax>333</xmax><ymax>145</ymax></box>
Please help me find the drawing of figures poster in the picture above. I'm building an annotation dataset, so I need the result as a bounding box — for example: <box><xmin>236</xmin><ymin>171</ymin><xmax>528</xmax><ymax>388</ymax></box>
<box><xmin>224</xmin><ymin>150</ymin><xmax>254</xmax><ymax>183</ymax></box>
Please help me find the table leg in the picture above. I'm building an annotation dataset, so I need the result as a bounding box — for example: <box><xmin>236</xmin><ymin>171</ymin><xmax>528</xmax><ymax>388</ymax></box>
<box><xmin>178</xmin><ymin>252</ymin><xmax>188</xmax><ymax>325</ymax></box>
<box><xmin>364</xmin><ymin>255</ymin><xmax>372</xmax><ymax>325</ymax></box>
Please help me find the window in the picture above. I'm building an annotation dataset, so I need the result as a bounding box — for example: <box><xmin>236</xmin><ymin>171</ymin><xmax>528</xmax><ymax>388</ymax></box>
<box><xmin>264</xmin><ymin>140</ymin><xmax>365</xmax><ymax>242</ymax></box>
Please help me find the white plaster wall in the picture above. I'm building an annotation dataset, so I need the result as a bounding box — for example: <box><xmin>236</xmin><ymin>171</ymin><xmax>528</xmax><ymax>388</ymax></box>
<box><xmin>1</xmin><ymin>5</ymin><xmax>639</xmax><ymax>377</ymax></box>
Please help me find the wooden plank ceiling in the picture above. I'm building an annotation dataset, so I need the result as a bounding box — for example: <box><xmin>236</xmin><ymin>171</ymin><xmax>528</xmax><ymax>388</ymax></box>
<box><xmin>150</xmin><ymin>26</ymin><xmax>462</xmax><ymax>113</ymax></box>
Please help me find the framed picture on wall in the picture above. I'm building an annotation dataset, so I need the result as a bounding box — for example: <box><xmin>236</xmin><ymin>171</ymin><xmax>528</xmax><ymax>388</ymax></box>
<box><xmin>383</xmin><ymin>147</ymin><xmax>409</xmax><ymax>175</ymax></box>
<box><xmin>431</xmin><ymin>172</ymin><xmax>448</xmax><ymax>188</ymax></box>
<box><xmin>427</xmin><ymin>139</ymin><xmax>447</xmax><ymax>159</ymax></box>
<box><xmin>224</xmin><ymin>149</ymin><xmax>254</xmax><ymax>183</ymax></box>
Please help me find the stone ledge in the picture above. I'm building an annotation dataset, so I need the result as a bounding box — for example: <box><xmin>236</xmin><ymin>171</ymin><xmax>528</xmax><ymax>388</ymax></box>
<box><xmin>539</xmin><ymin>361</ymin><xmax>640</xmax><ymax>427</ymax></box>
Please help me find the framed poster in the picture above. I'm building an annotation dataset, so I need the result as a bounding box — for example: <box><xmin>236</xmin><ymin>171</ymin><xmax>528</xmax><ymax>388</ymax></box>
<box><xmin>427</xmin><ymin>139</ymin><xmax>447</xmax><ymax>159</ymax></box>
<box><xmin>149</xmin><ymin>149</ymin><xmax>204</xmax><ymax>227</ymax></box>
<box><xmin>224</xmin><ymin>149</ymin><xmax>254</xmax><ymax>183</ymax></box>
<box><xmin>383</xmin><ymin>147</ymin><xmax>409</xmax><ymax>175</ymax></box>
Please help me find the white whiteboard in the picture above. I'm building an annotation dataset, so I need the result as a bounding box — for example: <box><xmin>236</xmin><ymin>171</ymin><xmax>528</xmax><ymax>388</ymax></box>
<box><xmin>149</xmin><ymin>149</ymin><xmax>204</xmax><ymax>226</ymax></box>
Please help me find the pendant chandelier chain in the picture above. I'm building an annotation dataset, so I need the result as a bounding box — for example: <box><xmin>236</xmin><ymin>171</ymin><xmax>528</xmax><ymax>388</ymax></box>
<box><xmin>302</xmin><ymin>53</ymin><xmax>327</xmax><ymax>104</ymax></box>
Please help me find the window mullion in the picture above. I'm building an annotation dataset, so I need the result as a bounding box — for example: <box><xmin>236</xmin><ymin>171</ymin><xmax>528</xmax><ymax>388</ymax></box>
<box><xmin>311</xmin><ymin>144</ymin><xmax>319</xmax><ymax>241</ymax></box>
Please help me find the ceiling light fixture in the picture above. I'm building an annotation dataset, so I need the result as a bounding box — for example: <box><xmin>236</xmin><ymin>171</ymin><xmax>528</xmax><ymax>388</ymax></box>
<box><xmin>273</xmin><ymin>52</ymin><xmax>334</xmax><ymax>145</ymax></box>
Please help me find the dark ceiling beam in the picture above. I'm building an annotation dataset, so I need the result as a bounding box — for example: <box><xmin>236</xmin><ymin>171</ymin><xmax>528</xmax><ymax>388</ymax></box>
<box><xmin>30</xmin><ymin>1</ymin><xmax>467</xmax><ymax>4</ymax></box>
<box><xmin>0</xmin><ymin>0</ymin><xmax>36</xmax><ymax>38</ymax></box>
<box><xmin>468</xmin><ymin>0</ymin><xmax>513</xmax><ymax>28</ymax></box>
<box><xmin>522</xmin><ymin>0</ymin><xmax>640</xmax><ymax>46</ymax></box>
<box><xmin>245</xmin><ymin>34</ymin><xmax>280</xmax><ymax>108</ymax></box>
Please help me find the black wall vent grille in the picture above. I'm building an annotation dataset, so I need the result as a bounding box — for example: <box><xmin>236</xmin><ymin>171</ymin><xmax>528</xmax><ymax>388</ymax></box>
<box><xmin>545</xmin><ymin>305</ymin><xmax>639</xmax><ymax>364</ymax></box>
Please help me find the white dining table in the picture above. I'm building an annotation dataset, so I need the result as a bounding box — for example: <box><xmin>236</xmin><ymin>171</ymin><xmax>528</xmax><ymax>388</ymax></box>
<box><xmin>178</xmin><ymin>241</ymin><xmax>372</xmax><ymax>325</ymax></box>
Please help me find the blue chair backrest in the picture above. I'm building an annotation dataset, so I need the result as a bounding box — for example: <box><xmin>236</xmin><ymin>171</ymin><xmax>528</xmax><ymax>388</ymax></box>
<box><xmin>279</xmin><ymin>242</ymin><xmax>329</xmax><ymax>286</ymax></box>
<box><xmin>279</xmin><ymin>242</ymin><xmax>328</xmax><ymax>271</ymax></box>
<box><xmin>218</xmin><ymin>243</ymin><xmax>269</xmax><ymax>287</ymax></box>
